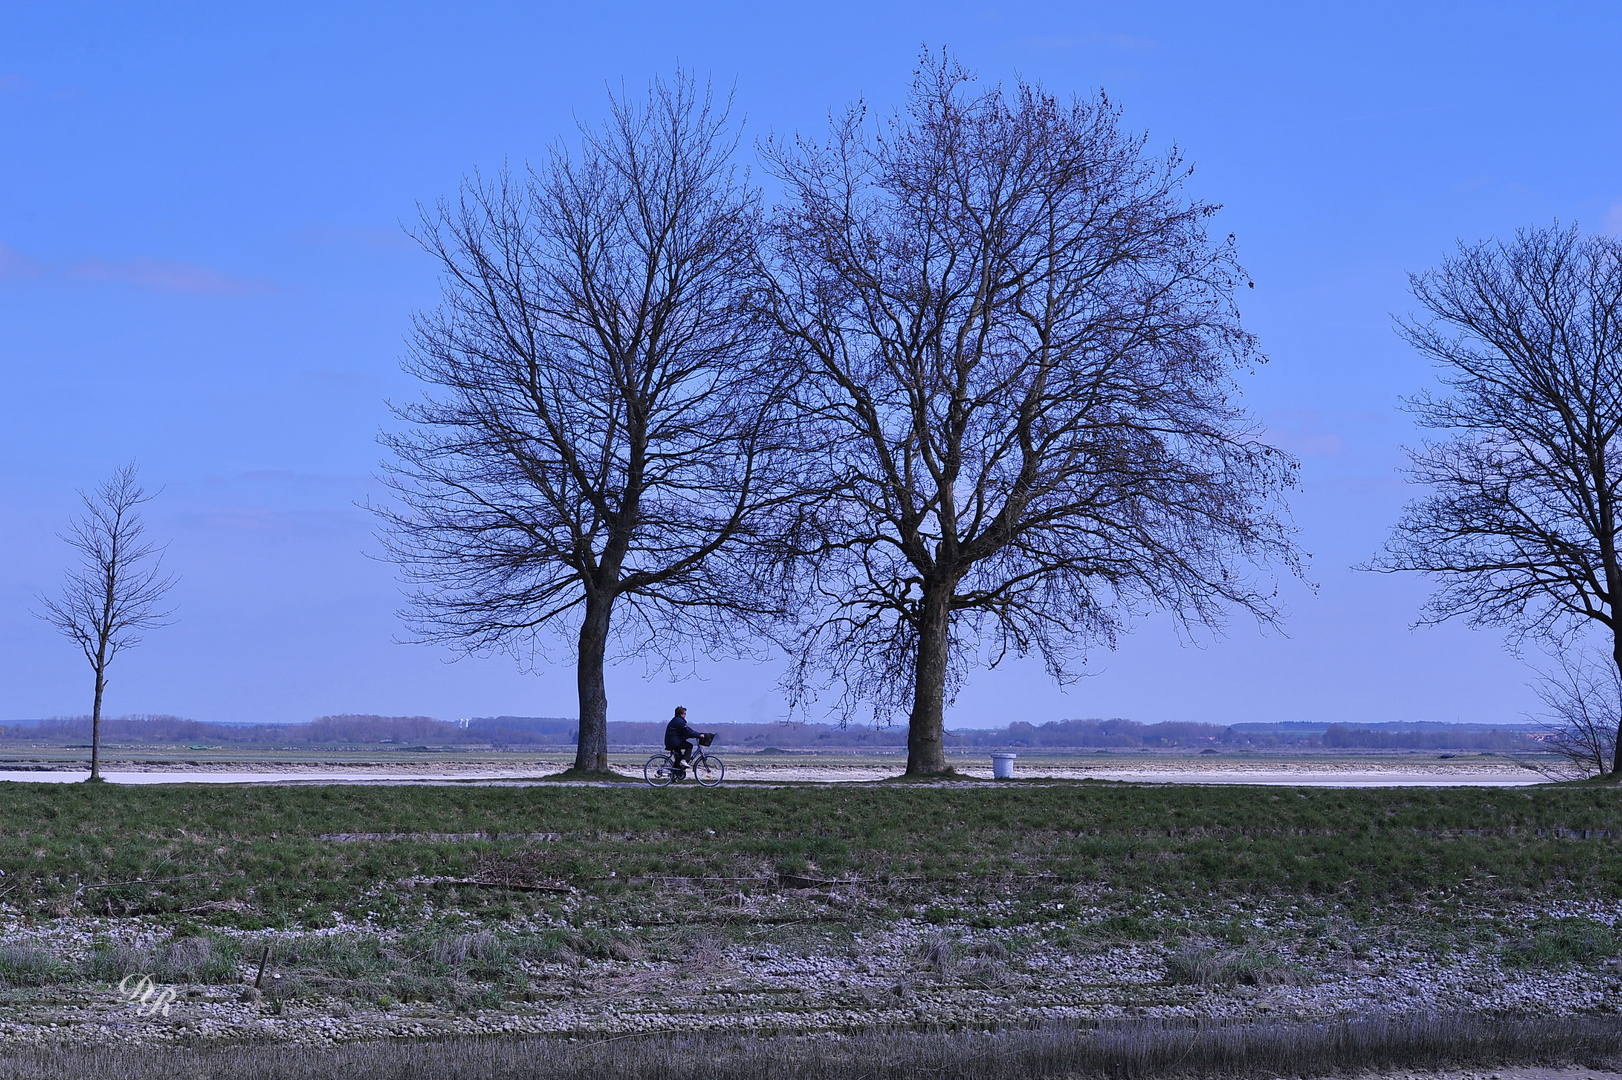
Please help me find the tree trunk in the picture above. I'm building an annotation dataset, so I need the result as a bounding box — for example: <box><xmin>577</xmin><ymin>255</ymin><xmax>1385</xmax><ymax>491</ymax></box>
<box><xmin>573</xmin><ymin>591</ymin><xmax>614</xmax><ymax>773</ymax></box>
<box><xmin>90</xmin><ymin>663</ymin><xmax>106</xmax><ymax>783</ymax></box>
<box><xmin>905</xmin><ymin>580</ymin><xmax>956</xmax><ymax>776</ymax></box>
<box><xmin>1610</xmin><ymin>631</ymin><xmax>1622</xmax><ymax>777</ymax></box>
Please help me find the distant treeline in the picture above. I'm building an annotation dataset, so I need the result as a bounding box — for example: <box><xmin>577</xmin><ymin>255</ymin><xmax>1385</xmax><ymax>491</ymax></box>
<box><xmin>1321</xmin><ymin>724</ymin><xmax>1536</xmax><ymax>750</ymax></box>
<box><xmin>0</xmin><ymin>715</ymin><xmax>578</xmax><ymax>747</ymax></box>
<box><xmin>0</xmin><ymin>714</ymin><xmax>1545</xmax><ymax>752</ymax></box>
<box><xmin>969</xmin><ymin>718</ymin><xmax>1228</xmax><ymax>748</ymax></box>
<box><xmin>977</xmin><ymin>718</ymin><xmax>1540</xmax><ymax>750</ymax></box>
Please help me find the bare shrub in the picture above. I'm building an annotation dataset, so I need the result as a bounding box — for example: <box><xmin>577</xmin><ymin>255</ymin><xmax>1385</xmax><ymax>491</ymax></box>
<box><xmin>686</xmin><ymin>936</ymin><xmax>726</xmax><ymax>970</ymax></box>
<box><xmin>917</xmin><ymin>933</ymin><xmax>956</xmax><ymax>974</ymax></box>
<box><xmin>1533</xmin><ymin>647</ymin><xmax>1621</xmax><ymax>778</ymax></box>
<box><xmin>966</xmin><ymin>938</ymin><xmax>1010</xmax><ymax>962</ymax></box>
<box><xmin>959</xmin><ymin>956</ymin><xmax>1018</xmax><ymax>990</ymax></box>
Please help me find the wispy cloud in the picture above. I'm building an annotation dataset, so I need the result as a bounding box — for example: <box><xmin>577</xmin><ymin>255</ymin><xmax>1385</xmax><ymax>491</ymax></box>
<box><xmin>1260</xmin><ymin>409</ymin><xmax>1388</xmax><ymax>458</ymax></box>
<box><xmin>1267</xmin><ymin>428</ymin><xmax>1346</xmax><ymax>457</ymax></box>
<box><xmin>1604</xmin><ymin>200</ymin><xmax>1622</xmax><ymax>238</ymax></box>
<box><xmin>235</xmin><ymin>470</ymin><xmax>357</xmax><ymax>487</ymax></box>
<box><xmin>0</xmin><ymin>240</ymin><xmax>275</xmax><ymax>295</ymax></box>
<box><xmin>301</xmin><ymin>368</ymin><xmax>374</xmax><ymax>387</ymax></box>
<box><xmin>193</xmin><ymin>508</ymin><xmax>286</xmax><ymax>531</ymax></box>
<box><xmin>291</xmin><ymin>224</ymin><xmax>415</xmax><ymax>251</ymax></box>
<box><xmin>66</xmin><ymin>257</ymin><xmax>274</xmax><ymax>295</ymax></box>
<box><xmin>1019</xmin><ymin>33</ymin><xmax>1160</xmax><ymax>52</ymax></box>
<box><xmin>182</xmin><ymin>507</ymin><xmax>364</xmax><ymax>534</ymax></box>
<box><xmin>0</xmin><ymin>243</ymin><xmax>44</xmax><ymax>280</ymax></box>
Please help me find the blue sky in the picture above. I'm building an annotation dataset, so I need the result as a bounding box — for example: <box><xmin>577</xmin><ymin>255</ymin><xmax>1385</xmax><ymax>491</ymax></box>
<box><xmin>2</xmin><ymin>2</ymin><xmax>1619</xmax><ymax>727</ymax></box>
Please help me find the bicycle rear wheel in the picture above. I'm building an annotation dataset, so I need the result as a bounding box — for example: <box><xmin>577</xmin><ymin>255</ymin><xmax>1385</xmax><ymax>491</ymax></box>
<box><xmin>694</xmin><ymin>753</ymin><xmax>724</xmax><ymax>787</ymax></box>
<box><xmin>644</xmin><ymin>753</ymin><xmax>674</xmax><ymax>787</ymax></box>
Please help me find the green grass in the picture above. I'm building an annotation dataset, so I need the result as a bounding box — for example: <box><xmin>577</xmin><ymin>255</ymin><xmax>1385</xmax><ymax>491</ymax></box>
<box><xmin>1498</xmin><ymin>917</ymin><xmax>1622</xmax><ymax>968</ymax></box>
<box><xmin>0</xmin><ymin>780</ymin><xmax>1619</xmax><ymax>930</ymax></box>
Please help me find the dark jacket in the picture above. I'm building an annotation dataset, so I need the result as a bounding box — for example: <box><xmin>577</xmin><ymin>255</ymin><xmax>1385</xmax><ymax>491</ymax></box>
<box><xmin>665</xmin><ymin>714</ymin><xmax>701</xmax><ymax>751</ymax></box>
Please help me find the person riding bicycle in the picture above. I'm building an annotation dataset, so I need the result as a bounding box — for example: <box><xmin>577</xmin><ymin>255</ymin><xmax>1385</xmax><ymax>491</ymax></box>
<box><xmin>664</xmin><ymin>706</ymin><xmax>704</xmax><ymax>778</ymax></box>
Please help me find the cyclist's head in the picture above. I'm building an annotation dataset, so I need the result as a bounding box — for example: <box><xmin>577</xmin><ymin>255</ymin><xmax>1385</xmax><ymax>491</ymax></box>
<box><xmin>674</xmin><ymin>706</ymin><xmax>687</xmax><ymax>717</ymax></box>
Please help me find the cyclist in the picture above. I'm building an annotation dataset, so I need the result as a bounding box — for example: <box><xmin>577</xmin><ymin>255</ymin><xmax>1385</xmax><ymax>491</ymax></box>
<box><xmin>664</xmin><ymin>706</ymin><xmax>704</xmax><ymax>779</ymax></box>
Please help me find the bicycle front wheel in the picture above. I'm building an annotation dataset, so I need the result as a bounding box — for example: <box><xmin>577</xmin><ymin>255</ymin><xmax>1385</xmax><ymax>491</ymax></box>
<box><xmin>694</xmin><ymin>753</ymin><xmax>724</xmax><ymax>787</ymax></box>
<box><xmin>644</xmin><ymin>753</ymin><xmax>674</xmax><ymax>788</ymax></box>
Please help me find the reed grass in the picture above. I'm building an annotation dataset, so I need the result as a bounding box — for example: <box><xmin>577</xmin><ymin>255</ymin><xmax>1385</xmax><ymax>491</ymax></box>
<box><xmin>0</xmin><ymin>1013</ymin><xmax>1614</xmax><ymax>1080</ymax></box>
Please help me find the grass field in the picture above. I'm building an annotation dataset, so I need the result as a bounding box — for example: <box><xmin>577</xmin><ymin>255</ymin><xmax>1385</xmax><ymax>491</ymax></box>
<box><xmin>3</xmin><ymin>779</ymin><xmax>1618</xmax><ymax>921</ymax></box>
<box><xmin>0</xmin><ymin>777</ymin><xmax>1619</xmax><ymax>1060</ymax></box>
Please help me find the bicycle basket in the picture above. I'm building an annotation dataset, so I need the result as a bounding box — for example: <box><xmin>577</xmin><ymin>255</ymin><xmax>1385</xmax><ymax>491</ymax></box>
<box><xmin>698</xmin><ymin>732</ymin><xmax>715</xmax><ymax>746</ymax></box>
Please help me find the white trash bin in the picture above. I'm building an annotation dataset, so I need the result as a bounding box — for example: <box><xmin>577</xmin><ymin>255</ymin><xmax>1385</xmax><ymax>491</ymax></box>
<box><xmin>991</xmin><ymin>753</ymin><xmax>1017</xmax><ymax>779</ymax></box>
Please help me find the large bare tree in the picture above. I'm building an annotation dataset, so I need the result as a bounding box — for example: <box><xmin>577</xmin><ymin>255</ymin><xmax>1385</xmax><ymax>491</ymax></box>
<box><xmin>763</xmin><ymin>58</ymin><xmax>1300</xmax><ymax>775</ymax></box>
<box><xmin>1372</xmin><ymin>225</ymin><xmax>1622</xmax><ymax>772</ymax></box>
<box><xmin>377</xmin><ymin>74</ymin><xmax>791</xmax><ymax>773</ymax></box>
<box><xmin>37</xmin><ymin>463</ymin><xmax>177</xmax><ymax>782</ymax></box>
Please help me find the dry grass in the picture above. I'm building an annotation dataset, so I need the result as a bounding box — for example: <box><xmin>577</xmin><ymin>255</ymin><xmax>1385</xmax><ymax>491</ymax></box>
<box><xmin>0</xmin><ymin>1013</ymin><xmax>1616</xmax><ymax>1080</ymax></box>
<box><xmin>1164</xmin><ymin>943</ymin><xmax>1312</xmax><ymax>987</ymax></box>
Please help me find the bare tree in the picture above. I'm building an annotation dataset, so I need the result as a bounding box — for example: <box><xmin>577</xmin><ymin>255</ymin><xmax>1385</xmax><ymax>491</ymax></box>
<box><xmin>1530</xmin><ymin>646</ymin><xmax>1620</xmax><ymax>778</ymax></box>
<box><xmin>762</xmin><ymin>57</ymin><xmax>1300</xmax><ymax>775</ymax></box>
<box><xmin>36</xmin><ymin>463</ymin><xmax>176</xmax><ymax>782</ymax></box>
<box><xmin>376</xmin><ymin>73</ymin><xmax>793</xmax><ymax>773</ymax></box>
<box><xmin>1370</xmin><ymin>225</ymin><xmax>1622</xmax><ymax>773</ymax></box>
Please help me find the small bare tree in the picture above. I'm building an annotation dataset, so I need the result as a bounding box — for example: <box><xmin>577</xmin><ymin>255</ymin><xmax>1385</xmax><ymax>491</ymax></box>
<box><xmin>1530</xmin><ymin>647</ymin><xmax>1620</xmax><ymax>778</ymax></box>
<box><xmin>36</xmin><ymin>463</ymin><xmax>177</xmax><ymax>782</ymax></box>
<box><xmin>763</xmin><ymin>56</ymin><xmax>1300</xmax><ymax>774</ymax></box>
<box><xmin>377</xmin><ymin>73</ymin><xmax>793</xmax><ymax>773</ymax></box>
<box><xmin>1370</xmin><ymin>225</ymin><xmax>1622</xmax><ymax>773</ymax></box>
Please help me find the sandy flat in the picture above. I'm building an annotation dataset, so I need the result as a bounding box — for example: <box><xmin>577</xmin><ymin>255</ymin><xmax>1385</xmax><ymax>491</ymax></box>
<box><xmin>0</xmin><ymin>759</ymin><xmax>1556</xmax><ymax>786</ymax></box>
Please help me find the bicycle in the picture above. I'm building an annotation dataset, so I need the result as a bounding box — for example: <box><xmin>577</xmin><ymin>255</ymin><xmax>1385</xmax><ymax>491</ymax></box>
<box><xmin>645</xmin><ymin>733</ymin><xmax>724</xmax><ymax>787</ymax></box>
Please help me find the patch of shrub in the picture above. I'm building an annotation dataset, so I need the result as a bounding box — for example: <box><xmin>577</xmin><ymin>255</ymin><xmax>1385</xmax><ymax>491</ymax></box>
<box><xmin>1165</xmin><ymin>944</ymin><xmax>1309</xmax><ymax>987</ymax></box>
<box><xmin>510</xmin><ymin>930</ymin><xmax>576</xmax><ymax>963</ymax></box>
<box><xmin>0</xmin><ymin>945</ymin><xmax>70</xmax><ymax>988</ymax></box>
<box><xmin>85</xmin><ymin>943</ymin><xmax>148</xmax><ymax>983</ymax></box>
<box><xmin>155</xmin><ymin>936</ymin><xmax>240</xmax><ymax>984</ymax></box>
